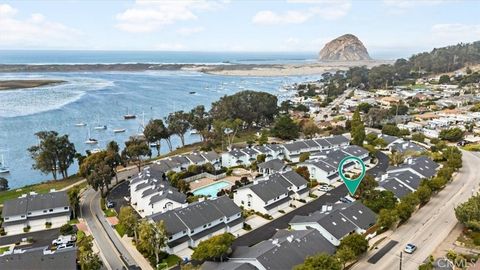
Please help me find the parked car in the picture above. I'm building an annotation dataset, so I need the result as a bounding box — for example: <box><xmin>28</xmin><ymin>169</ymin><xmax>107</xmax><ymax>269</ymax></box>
<box><xmin>57</xmin><ymin>242</ymin><xmax>75</xmax><ymax>250</ymax></box>
<box><xmin>52</xmin><ymin>235</ymin><xmax>76</xmax><ymax>246</ymax></box>
<box><xmin>404</xmin><ymin>243</ymin><xmax>417</xmax><ymax>254</ymax></box>
<box><xmin>106</xmin><ymin>201</ymin><xmax>115</xmax><ymax>208</ymax></box>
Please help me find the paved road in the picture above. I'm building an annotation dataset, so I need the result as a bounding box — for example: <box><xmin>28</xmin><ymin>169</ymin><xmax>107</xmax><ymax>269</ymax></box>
<box><xmin>369</xmin><ymin>151</ymin><xmax>389</xmax><ymax>178</ymax></box>
<box><xmin>81</xmin><ymin>188</ymin><xmax>127</xmax><ymax>270</ymax></box>
<box><xmin>233</xmin><ymin>154</ymin><xmax>389</xmax><ymax>248</ymax></box>
<box><xmin>352</xmin><ymin>150</ymin><xmax>480</xmax><ymax>270</ymax></box>
<box><xmin>315</xmin><ymin>89</ymin><xmax>353</xmax><ymax>122</ymax></box>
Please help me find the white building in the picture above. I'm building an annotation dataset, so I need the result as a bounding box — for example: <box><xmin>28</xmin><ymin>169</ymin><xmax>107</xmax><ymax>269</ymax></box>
<box><xmin>149</xmin><ymin>196</ymin><xmax>243</xmax><ymax>255</ymax></box>
<box><xmin>233</xmin><ymin>171</ymin><xmax>309</xmax><ymax>215</ymax></box>
<box><xmin>130</xmin><ymin>166</ymin><xmax>187</xmax><ymax>218</ymax></box>
<box><xmin>1</xmin><ymin>191</ymin><xmax>70</xmax><ymax>235</ymax></box>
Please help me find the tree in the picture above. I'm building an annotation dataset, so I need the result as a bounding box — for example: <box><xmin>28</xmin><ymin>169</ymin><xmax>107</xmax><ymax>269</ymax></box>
<box><xmin>339</xmin><ymin>233</ymin><xmax>368</xmax><ymax>257</ymax></box>
<box><xmin>299</xmin><ymin>152</ymin><xmax>310</xmax><ymax>163</ymax></box>
<box><xmin>439</xmin><ymin>74</ymin><xmax>451</xmax><ymax>84</ymax></box>
<box><xmin>144</xmin><ymin>119</ymin><xmax>167</xmax><ymax>156</ymax></box>
<box><xmin>106</xmin><ymin>141</ymin><xmax>123</xmax><ymax>184</ymax></box>
<box><xmin>77</xmin><ymin>233</ymin><xmax>103</xmax><ymax>270</ymax></box>
<box><xmin>210</xmin><ymin>91</ymin><xmax>278</xmax><ymax>128</ymax></box>
<box><xmin>357</xmin><ymin>102</ymin><xmax>372</xmax><ymax>113</ymax></box>
<box><xmin>411</xmin><ymin>133</ymin><xmax>425</xmax><ymax>143</ymax></box>
<box><xmin>302</xmin><ymin>120</ymin><xmax>320</xmax><ymax>139</ymax></box>
<box><xmin>294</xmin><ymin>253</ymin><xmax>341</xmax><ymax>270</ymax></box>
<box><xmin>271</xmin><ymin>115</ymin><xmax>299</xmax><ymax>140</ymax></box>
<box><xmin>189</xmin><ymin>105</ymin><xmax>211</xmax><ymax>142</ymax></box>
<box><xmin>362</xmin><ymin>190</ymin><xmax>397</xmax><ymax>213</ymax></box>
<box><xmin>28</xmin><ymin>131</ymin><xmax>76</xmax><ymax>180</ymax></box>
<box><xmin>256</xmin><ymin>154</ymin><xmax>266</xmax><ymax>163</ymax></box>
<box><xmin>366</xmin><ymin>108</ymin><xmax>389</xmax><ymax>127</ymax></box>
<box><xmin>365</xmin><ymin>133</ymin><xmax>378</xmax><ymax>145</ymax></box>
<box><xmin>443</xmin><ymin>146</ymin><xmax>462</xmax><ymax>169</ymax></box>
<box><xmin>79</xmin><ymin>151</ymin><xmax>114</xmax><ymax>197</ymax></box>
<box><xmin>357</xmin><ymin>174</ymin><xmax>378</xmax><ymax>198</ymax></box>
<box><xmin>118</xmin><ymin>206</ymin><xmax>138</xmax><ymax>239</ymax></box>
<box><xmin>389</xmin><ymin>151</ymin><xmax>405</xmax><ymax>166</ymax></box>
<box><xmin>429</xmin><ymin>176</ymin><xmax>448</xmax><ymax>191</ymax></box>
<box><xmin>192</xmin><ymin>233</ymin><xmax>235</xmax><ymax>262</ymax></box>
<box><xmin>257</xmin><ymin>131</ymin><xmax>269</xmax><ymax>145</ymax></box>
<box><xmin>439</xmin><ymin>128</ymin><xmax>464</xmax><ymax>142</ymax></box>
<box><xmin>166</xmin><ymin>111</ymin><xmax>191</xmax><ymax>146</ymax></box>
<box><xmin>455</xmin><ymin>194</ymin><xmax>480</xmax><ymax>231</ymax></box>
<box><xmin>381</xmin><ymin>124</ymin><xmax>400</xmax><ymax>136</ymax></box>
<box><xmin>350</xmin><ymin>109</ymin><xmax>365</xmax><ymax>146</ymax></box>
<box><xmin>67</xmin><ymin>186</ymin><xmax>80</xmax><ymax>219</ymax></box>
<box><xmin>295</xmin><ymin>166</ymin><xmax>310</xmax><ymax>181</ymax></box>
<box><xmin>416</xmin><ymin>185</ymin><xmax>432</xmax><ymax>204</ymax></box>
<box><xmin>137</xmin><ymin>220</ymin><xmax>168</xmax><ymax>266</ymax></box>
<box><xmin>122</xmin><ymin>137</ymin><xmax>151</xmax><ymax>172</ymax></box>
<box><xmin>0</xmin><ymin>177</ymin><xmax>8</xmax><ymax>191</ymax></box>
<box><xmin>336</xmin><ymin>246</ymin><xmax>356</xmax><ymax>268</ymax></box>
<box><xmin>377</xmin><ymin>208</ymin><xmax>399</xmax><ymax>229</ymax></box>
<box><xmin>396</xmin><ymin>201</ymin><xmax>416</xmax><ymax>222</ymax></box>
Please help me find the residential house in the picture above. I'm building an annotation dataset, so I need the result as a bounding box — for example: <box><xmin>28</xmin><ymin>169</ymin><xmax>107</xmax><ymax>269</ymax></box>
<box><xmin>257</xmin><ymin>159</ymin><xmax>290</xmax><ymax>175</ymax></box>
<box><xmin>130</xmin><ymin>166</ymin><xmax>187</xmax><ymax>217</ymax></box>
<box><xmin>0</xmin><ymin>246</ymin><xmax>76</xmax><ymax>270</ymax></box>
<box><xmin>1</xmin><ymin>191</ymin><xmax>70</xmax><ymax>235</ymax></box>
<box><xmin>289</xmin><ymin>201</ymin><xmax>377</xmax><ymax>246</ymax></box>
<box><xmin>387</xmin><ymin>156</ymin><xmax>439</xmax><ymax>179</ymax></box>
<box><xmin>202</xmin><ymin>229</ymin><xmax>336</xmax><ymax>270</ymax></box>
<box><xmin>234</xmin><ymin>171</ymin><xmax>308</xmax><ymax>215</ymax></box>
<box><xmin>149</xmin><ymin>196</ymin><xmax>243</xmax><ymax>254</ymax></box>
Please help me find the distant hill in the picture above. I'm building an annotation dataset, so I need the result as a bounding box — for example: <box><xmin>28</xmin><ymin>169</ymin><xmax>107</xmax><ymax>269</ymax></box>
<box><xmin>319</xmin><ymin>34</ymin><xmax>371</xmax><ymax>61</ymax></box>
<box><xmin>409</xmin><ymin>41</ymin><xmax>480</xmax><ymax>73</ymax></box>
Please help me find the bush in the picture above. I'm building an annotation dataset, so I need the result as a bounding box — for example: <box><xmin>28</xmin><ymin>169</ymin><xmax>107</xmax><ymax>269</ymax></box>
<box><xmin>45</xmin><ymin>222</ymin><xmax>52</xmax><ymax>228</ymax></box>
<box><xmin>243</xmin><ymin>223</ymin><xmax>252</xmax><ymax>231</ymax></box>
<box><xmin>60</xmin><ymin>224</ymin><xmax>74</xmax><ymax>235</ymax></box>
<box><xmin>279</xmin><ymin>210</ymin><xmax>285</xmax><ymax>214</ymax></box>
<box><xmin>23</xmin><ymin>226</ymin><xmax>30</xmax><ymax>233</ymax></box>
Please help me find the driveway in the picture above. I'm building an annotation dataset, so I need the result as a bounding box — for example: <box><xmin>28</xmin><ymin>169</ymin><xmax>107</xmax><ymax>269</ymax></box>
<box><xmin>369</xmin><ymin>151</ymin><xmax>389</xmax><ymax>178</ymax></box>
<box><xmin>0</xmin><ymin>228</ymin><xmax>60</xmax><ymax>249</ymax></box>
<box><xmin>107</xmin><ymin>180</ymin><xmax>130</xmax><ymax>214</ymax></box>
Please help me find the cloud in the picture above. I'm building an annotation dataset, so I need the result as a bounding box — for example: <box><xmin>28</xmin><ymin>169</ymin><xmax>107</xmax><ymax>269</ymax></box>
<box><xmin>252</xmin><ymin>0</ymin><xmax>351</xmax><ymax>25</ymax></box>
<box><xmin>430</xmin><ymin>23</ymin><xmax>480</xmax><ymax>45</ymax></box>
<box><xmin>0</xmin><ymin>4</ymin><xmax>80</xmax><ymax>48</ymax></box>
<box><xmin>116</xmin><ymin>0</ymin><xmax>225</xmax><ymax>33</ymax></box>
<box><xmin>177</xmin><ymin>26</ymin><xmax>205</xmax><ymax>36</ymax></box>
<box><xmin>383</xmin><ymin>0</ymin><xmax>448</xmax><ymax>8</ymax></box>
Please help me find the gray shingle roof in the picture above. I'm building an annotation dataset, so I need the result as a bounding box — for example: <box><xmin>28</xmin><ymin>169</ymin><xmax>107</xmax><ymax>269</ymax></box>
<box><xmin>388</xmin><ymin>171</ymin><xmax>422</xmax><ymax>190</ymax></box>
<box><xmin>280</xmin><ymin>170</ymin><xmax>308</xmax><ymax>188</ymax></box>
<box><xmin>379</xmin><ymin>134</ymin><xmax>400</xmax><ymax>145</ymax></box>
<box><xmin>324</xmin><ymin>135</ymin><xmax>349</xmax><ymax>146</ymax></box>
<box><xmin>283</xmin><ymin>141</ymin><xmax>308</xmax><ymax>152</ymax></box>
<box><xmin>390</xmin><ymin>141</ymin><xmax>425</xmax><ymax>153</ymax></box>
<box><xmin>185</xmin><ymin>152</ymin><xmax>207</xmax><ymax>163</ymax></box>
<box><xmin>231</xmin><ymin>229</ymin><xmax>335</xmax><ymax>270</ymax></box>
<box><xmin>2</xmin><ymin>191</ymin><xmax>69</xmax><ymax>218</ymax></box>
<box><xmin>380</xmin><ymin>178</ymin><xmax>412</xmax><ymax>199</ymax></box>
<box><xmin>201</xmin><ymin>151</ymin><xmax>220</xmax><ymax>162</ymax></box>
<box><xmin>394</xmin><ymin>156</ymin><xmax>439</xmax><ymax>178</ymax></box>
<box><xmin>248</xmin><ymin>179</ymin><xmax>289</xmax><ymax>202</ymax></box>
<box><xmin>258</xmin><ymin>159</ymin><xmax>286</xmax><ymax>171</ymax></box>
<box><xmin>149</xmin><ymin>188</ymin><xmax>187</xmax><ymax>205</ymax></box>
<box><xmin>202</xmin><ymin>262</ymin><xmax>257</xmax><ymax>270</ymax></box>
<box><xmin>0</xmin><ymin>246</ymin><xmax>76</xmax><ymax>270</ymax></box>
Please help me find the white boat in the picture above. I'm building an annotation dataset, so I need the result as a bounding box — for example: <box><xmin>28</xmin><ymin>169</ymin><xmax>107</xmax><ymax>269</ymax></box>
<box><xmin>94</xmin><ymin>125</ymin><xmax>107</xmax><ymax>130</ymax></box>
<box><xmin>124</xmin><ymin>108</ymin><xmax>136</xmax><ymax>120</ymax></box>
<box><xmin>113</xmin><ymin>128</ymin><xmax>126</xmax><ymax>133</ymax></box>
<box><xmin>85</xmin><ymin>129</ymin><xmax>98</xmax><ymax>145</ymax></box>
<box><xmin>75</xmin><ymin>122</ymin><xmax>87</xmax><ymax>127</ymax></box>
<box><xmin>190</xmin><ymin>129</ymin><xmax>199</xmax><ymax>135</ymax></box>
<box><xmin>0</xmin><ymin>155</ymin><xmax>9</xmax><ymax>174</ymax></box>
<box><xmin>91</xmin><ymin>148</ymin><xmax>102</xmax><ymax>154</ymax></box>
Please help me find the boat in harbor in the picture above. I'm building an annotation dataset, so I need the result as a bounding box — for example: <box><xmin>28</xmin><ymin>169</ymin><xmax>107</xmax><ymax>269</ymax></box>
<box><xmin>189</xmin><ymin>91</ymin><xmax>196</xmax><ymax>94</ymax></box>
<box><xmin>75</xmin><ymin>122</ymin><xmax>87</xmax><ymax>127</ymax></box>
<box><xmin>85</xmin><ymin>129</ymin><xmax>98</xmax><ymax>145</ymax></box>
<box><xmin>124</xmin><ymin>108</ymin><xmax>136</xmax><ymax>120</ymax></box>
<box><xmin>113</xmin><ymin>128</ymin><xmax>126</xmax><ymax>133</ymax></box>
<box><xmin>0</xmin><ymin>155</ymin><xmax>9</xmax><ymax>174</ymax></box>
<box><xmin>94</xmin><ymin>125</ymin><xmax>107</xmax><ymax>130</ymax></box>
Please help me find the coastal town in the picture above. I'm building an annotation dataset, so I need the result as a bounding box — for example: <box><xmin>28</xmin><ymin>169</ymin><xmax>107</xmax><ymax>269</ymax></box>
<box><xmin>1</xmin><ymin>2</ymin><xmax>480</xmax><ymax>270</ymax></box>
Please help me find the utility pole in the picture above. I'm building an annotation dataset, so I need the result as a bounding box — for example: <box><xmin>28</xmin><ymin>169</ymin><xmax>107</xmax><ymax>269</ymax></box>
<box><xmin>399</xmin><ymin>251</ymin><xmax>403</xmax><ymax>270</ymax></box>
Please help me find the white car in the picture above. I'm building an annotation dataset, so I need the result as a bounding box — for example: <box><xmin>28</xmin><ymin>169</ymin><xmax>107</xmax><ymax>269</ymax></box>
<box><xmin>52</xmin><ymin>235</ymin><xmax>76</xmax><ymax>246</ymax></box>
<box><xmin>404</xmin><ymin>243</ymin><xmax>417</xmax><ymax>254</ymax></box>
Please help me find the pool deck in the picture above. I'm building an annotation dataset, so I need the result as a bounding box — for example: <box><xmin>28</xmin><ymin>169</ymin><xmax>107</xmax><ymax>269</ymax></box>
<box><xmin>190</xmin><ymin>176</ymin><xmax>238</xmax><ymax>191</ymax></box>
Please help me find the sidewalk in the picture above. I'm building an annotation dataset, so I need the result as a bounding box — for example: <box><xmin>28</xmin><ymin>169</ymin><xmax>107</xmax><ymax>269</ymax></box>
<box><xmin>115</xmin><ymin>231</ymin><xmax>154</xmax><ymax>270</ymax></box>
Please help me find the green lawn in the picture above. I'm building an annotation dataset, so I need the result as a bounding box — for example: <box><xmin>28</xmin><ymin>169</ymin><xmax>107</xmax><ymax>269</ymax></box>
<box><xmin>0</xmin><ymin>246</ymin><xmax>10</xmax><ymax>255</ymax></box>
<box><xmin>69</xmin><ymin>219</ymin><xmax>79</xmax><ymax>225</ymax></box>
<box><xmin>462</xmin><ymin>144</ymin><xmax>480</xmax><ymax>152</ymax></box>
<box><xmin>115</xmin><ymin>224</ymin><xmax>126</xmax><ymax>237</ymax></box>
<box><xmin>103</xmin><ymin>208</ymin><xmax>117</xmax><ymax>217</ymax></box>
<box><xmin>162</xmin><ymin>254</ymin><xmax>181</xmax><ymax>267</ymax></box>
<box><xmin>0</xmin><ymin>175</ymin><xmax>83</xmax><ymax>205</ymax></box>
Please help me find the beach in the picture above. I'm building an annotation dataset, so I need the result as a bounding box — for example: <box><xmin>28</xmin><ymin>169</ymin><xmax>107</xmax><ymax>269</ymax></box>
<box><xmin>0</xmin><ymin>79</ymin><xmax>65</xmax><ymax>90</ymax></box>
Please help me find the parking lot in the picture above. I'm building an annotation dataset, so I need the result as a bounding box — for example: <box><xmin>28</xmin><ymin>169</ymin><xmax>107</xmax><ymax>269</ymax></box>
<box><xmin>0</xmin><ymin>228</ymin><xmax>60</xmax><ymax>249</ymax></box>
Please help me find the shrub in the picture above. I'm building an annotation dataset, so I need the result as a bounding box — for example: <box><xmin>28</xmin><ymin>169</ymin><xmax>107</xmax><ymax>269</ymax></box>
<box><xmin>243</xmin><ymin>223</ymin><xmax>252</xmax><ymax>231</ymax></box>
<box><xmin>45</xmin><ymin>222</ymin><xmax>52</xmax><ymax>228</ymax></box>
<box><xmin>279</xmin><ymin>210</ymin><xmax>285</xmax><ymax>214</ymax></box>
<box><xmin>23</xmin><ymin>226</ymin><xmax>31</xmax><ymax>233</ymax></box>
<box><xmin>60</xmin><ymin>224</ymin><xmax>74</xmax><ymax>235</ymax></box>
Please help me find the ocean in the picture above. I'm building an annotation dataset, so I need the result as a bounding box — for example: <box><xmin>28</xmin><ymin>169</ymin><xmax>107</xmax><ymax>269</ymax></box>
<box><xmin>0</xmin><ymin>51</ymin><xmax>321</xmax><ymax>188</ymax></box>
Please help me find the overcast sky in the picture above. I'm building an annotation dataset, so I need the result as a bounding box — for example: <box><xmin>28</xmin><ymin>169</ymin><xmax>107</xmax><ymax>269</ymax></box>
<box><xmin>0</xmin><ymin>0</ymin><xmax>479</xmax><ymax>58</ymax></box>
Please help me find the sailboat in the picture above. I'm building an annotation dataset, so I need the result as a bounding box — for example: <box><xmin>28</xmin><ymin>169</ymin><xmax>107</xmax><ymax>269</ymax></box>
<box><xmin>137</xmin><ymin>112</ymin><xmax>146</xmax><ymax>136</ymax></box>
<box><xmin>75</xmin><ymin>122</ymin><xmax>87</xmax><ymax>127</ymax></box>
<box><xmin>124</xmin><ymin>108</ymin><xmax>136</xmax><ymax>120</ymax></box>
<box><xmin>93</xmin><ymin>114</ymin><xmax>107</xmax><ymax>130</ymax></box>
<box><xmin>113</xmin><ymin>128</ymin><xmax>126</xmax><ymax>133</ymax></box>
<box><xmin>0</xmin><ymin>155</ymin><xmax>9</xmax><ymax>174</ymax></box>
<box><xmin>85</xmin><ymin>128</ymin><xmax>98</xmax><ymax>145</ymax></box>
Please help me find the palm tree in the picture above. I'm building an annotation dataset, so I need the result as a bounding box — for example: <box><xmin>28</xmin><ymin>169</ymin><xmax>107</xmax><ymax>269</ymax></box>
<box><xmin>67</xmin><ymin>186</ymin><xmax>80</xmax><ymax>219</ymax></box>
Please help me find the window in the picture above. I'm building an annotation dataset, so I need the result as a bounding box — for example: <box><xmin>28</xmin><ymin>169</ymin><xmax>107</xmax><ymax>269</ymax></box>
<box><xmin>169</xmin><ymin>236</ymin><xmax>173</xmax><ymax>240</ymax></box>
<box><xmin>43</xmin><ymin>210</ymin><xmax>47</xmax><ymax>213</ymax></box>
<box><xmin>28</xmin><ymin>212</ymin><xmax>32</xmax><ymax>215</ymax></box>
<box><xmin>64</xmin><ymin>207</ymin><xmax>68</xmax><ymax>210</ymax></box>
<box><xmin>241</xmin><ymin>201</ymin><xmax>244</xmax><ymax>205</ymax></box>
<box><xmin>49</xmin><ymin>209</ymin><xmax>53</xmax><ymax>212</ymax></box>
<box><xmin>4</xmin><ymin>217</ymin><xmax>8</xmax><ymax>220</ymax></box>
<box><xmin>203</xmin><ymin>225</ymin><xmax>207</xmax><ymax>228</ymax></box>
<box><xmin>208</xmin><ymin>223</ymin><xmax>211</xmax><ymax>226</ymax></box>
<box><xmin>21</xmin><ymin>215</ymin><xmax>25</xmax><ymax>218</ymax></box>
<box><xmin>183</xmin><ymin>230</ymin><xmax>186</xmax><ymax>235</ymax></box>
<box><xmin>191</xmin><ymin>230</ymin><xmax>195</xmax><ymax>234</ymax></box>
<box><xmin>227</xmin><ymin>217</ymin><xmax>230</xmax><ymax>221</ymax></box>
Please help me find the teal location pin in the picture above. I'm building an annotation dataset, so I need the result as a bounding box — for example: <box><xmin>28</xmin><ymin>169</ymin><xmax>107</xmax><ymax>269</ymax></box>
<box><xmin>338</xmin><ymin>156</ymin><xmax>366</xmax><ymax>196</ymax></box>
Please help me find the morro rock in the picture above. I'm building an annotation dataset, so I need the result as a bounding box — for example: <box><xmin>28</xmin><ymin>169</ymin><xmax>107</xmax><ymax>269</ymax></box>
<box><xmin>319</xmin><ymin>34</ymin><xmax>371</xmax><ymax>61</ymax></box>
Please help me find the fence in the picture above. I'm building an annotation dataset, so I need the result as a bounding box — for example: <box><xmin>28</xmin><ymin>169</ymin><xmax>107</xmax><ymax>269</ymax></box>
<box><xmin>183</xmin><ymin>172</ymin><xmax>227</xmax><ymax>183</ymax></box>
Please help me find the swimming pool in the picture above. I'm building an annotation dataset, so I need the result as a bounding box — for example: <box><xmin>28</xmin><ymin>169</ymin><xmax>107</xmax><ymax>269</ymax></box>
<box><xmin>193</xmin><ymin>181</ymin><xmax>231</xmax><ymax>198</ymax></box>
